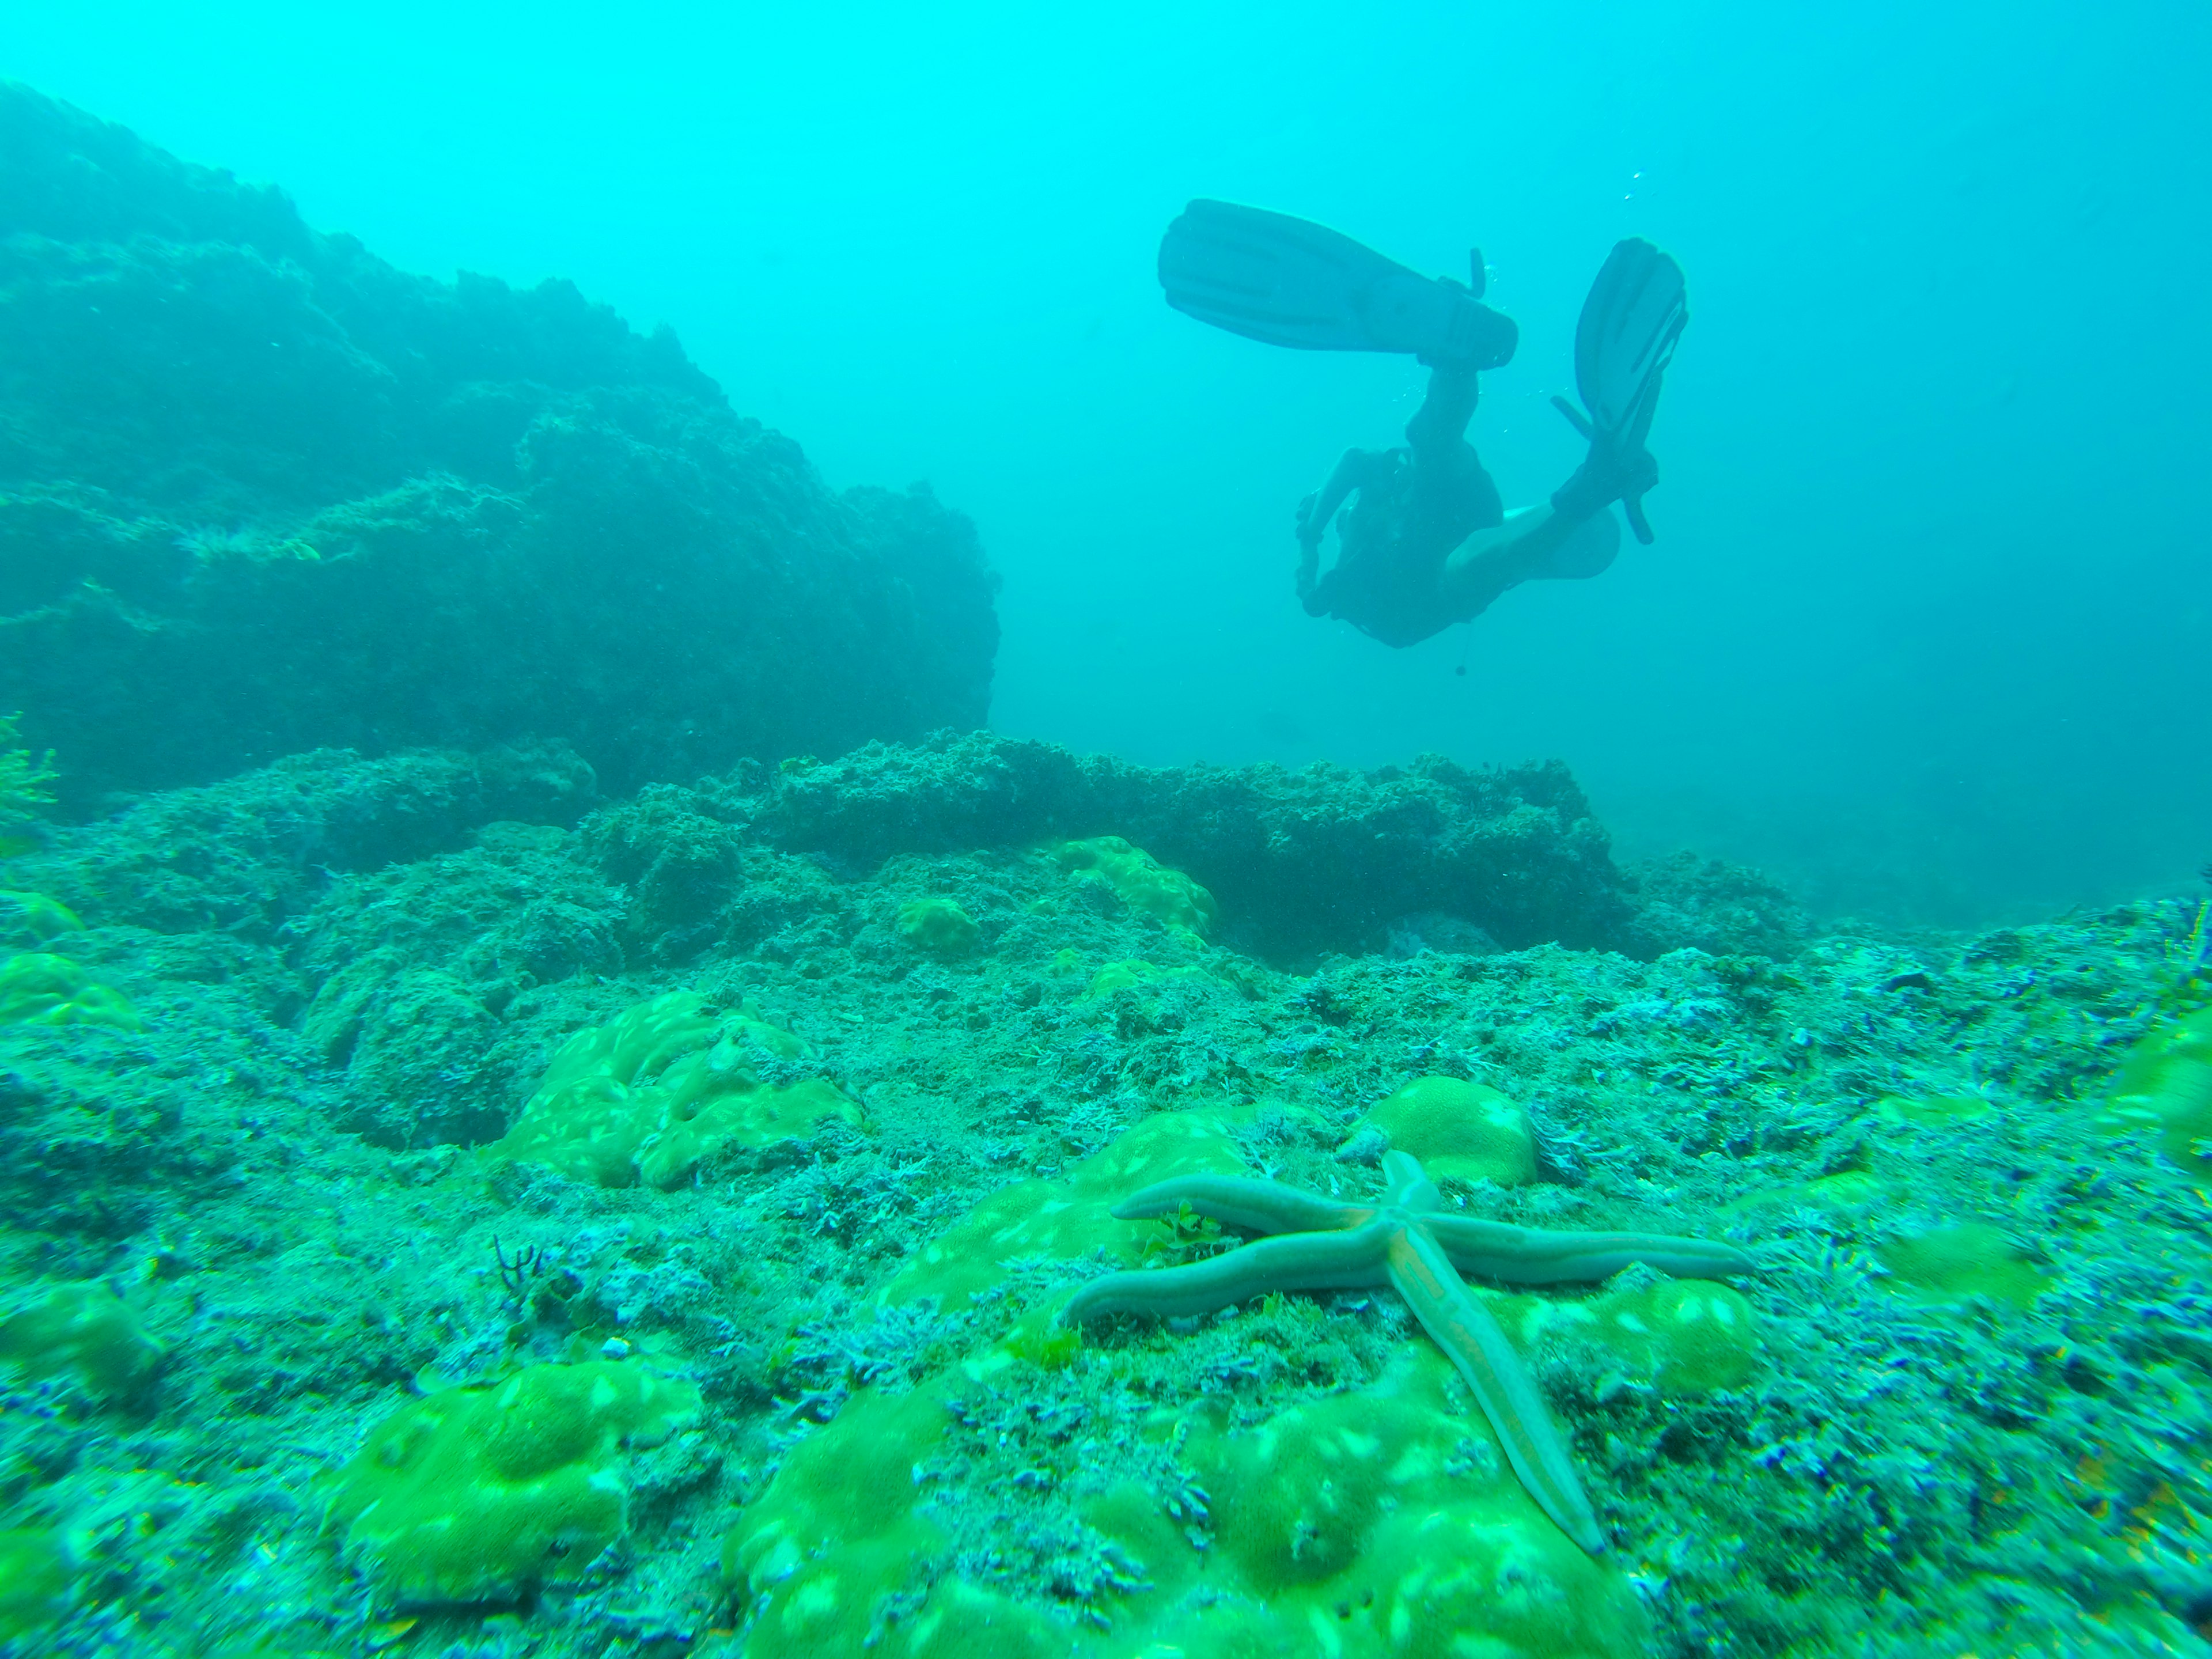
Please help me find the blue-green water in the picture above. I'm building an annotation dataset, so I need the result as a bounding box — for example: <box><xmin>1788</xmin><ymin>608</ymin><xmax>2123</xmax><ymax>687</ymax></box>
<box><xmin>7</xmin><ymin>0</ymin><xmax>2204</xmax><ymax>921</ymax></box>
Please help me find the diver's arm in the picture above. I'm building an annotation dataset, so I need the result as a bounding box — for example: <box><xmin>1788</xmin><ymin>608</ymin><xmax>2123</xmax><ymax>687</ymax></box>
<box><xmin>1297</xmin><ymin>448</ymin><xmax>1388</xmax><ymax>555</ymax></box>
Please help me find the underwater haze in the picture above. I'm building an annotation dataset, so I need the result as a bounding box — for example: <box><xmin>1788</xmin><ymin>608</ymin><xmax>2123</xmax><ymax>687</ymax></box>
<box><xmin>7</xmin><ymin>0</ymin><xmax>2206</xmax><ymax>922</ymax></box>
<box><xmin>13</xmin><ymin>6</ymin><xmax>2212</xmax><ymax>1657</ymax></box>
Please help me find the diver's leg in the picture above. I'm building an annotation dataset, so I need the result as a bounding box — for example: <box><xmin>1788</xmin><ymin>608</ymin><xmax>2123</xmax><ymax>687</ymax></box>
<box><xmin>1534</xmin><ymin>507</ymin><xmax>1620</xmax><ymax>579</ymax></box>
<box><xmin>1438</xmin><ymin>505</ymin><xmax>1621</xmax><ymax>618</ymax></box>
<box><xmin>1404</xmin><ymin>361</ymin><xmax>1480</xmax><ymax>457</ymax></box>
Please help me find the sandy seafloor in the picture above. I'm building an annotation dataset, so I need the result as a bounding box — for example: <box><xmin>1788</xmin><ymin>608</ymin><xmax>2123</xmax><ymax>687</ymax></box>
<box><xmin>0</xmin><ymin>732</ymin><xmax>2207</xmax><ymax>1659</ymax></box>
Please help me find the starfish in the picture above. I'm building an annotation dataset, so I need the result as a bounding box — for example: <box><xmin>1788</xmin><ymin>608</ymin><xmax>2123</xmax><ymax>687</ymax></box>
<box><xmin>1059</xmin><ymin>1150</ymin><xmax>1756</xmax><ymax>1554</ymax></box>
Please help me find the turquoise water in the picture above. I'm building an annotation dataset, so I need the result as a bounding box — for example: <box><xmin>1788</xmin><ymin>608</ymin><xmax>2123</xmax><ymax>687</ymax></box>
<box><xmin>6</xmin><ymin>0</ymin><xmax>2205</xmax><ymax>919</ymax></box>
<box><xmin>2</xmin><ymin>7</ymin><xmax>2211</xmax><ymax>1658</ymax></box>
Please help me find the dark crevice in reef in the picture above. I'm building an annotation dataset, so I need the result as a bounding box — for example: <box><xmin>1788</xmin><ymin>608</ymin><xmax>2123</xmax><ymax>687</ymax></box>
<box><xmin>0</xmin><ymin>82</ymin><xmax>999</xmax><ymax>809</ymax></box>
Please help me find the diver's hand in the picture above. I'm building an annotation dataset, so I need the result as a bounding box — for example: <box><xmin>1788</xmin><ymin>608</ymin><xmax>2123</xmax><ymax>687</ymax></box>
<box><xmin>1295</xmin><ymin>491</ymin><xmax>1325</xmax><ymax>554</ymax></box>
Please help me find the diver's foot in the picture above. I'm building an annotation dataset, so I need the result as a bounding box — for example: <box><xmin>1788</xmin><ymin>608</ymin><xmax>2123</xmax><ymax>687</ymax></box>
<box><xmin>1551</xmin><ymin>440</ymin><xmax>1657</xmax><ymax>521</ymax></box>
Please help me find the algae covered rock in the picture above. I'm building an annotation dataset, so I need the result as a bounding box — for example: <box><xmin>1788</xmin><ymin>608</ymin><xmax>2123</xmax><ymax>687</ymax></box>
<box><xmin>758</xmin><ymin>734</ymin><xmax>1637</xmax><ymax>961</ymax></box>
<box><xmin>0</xmin><ymin>890</ymin><xmax>79</xmax><ymax>948</ymax></box>
<box><xmin>898</xmin><ymin>896</ymin><xmax>980</xmax><ymax>957</ymax></box>
<box><xmin>1877</xmin><ymin>1222</ymin><xmax>2051</xmax><ymax>1310</ymax></box>
<box><xmin>0</xmin><ymin>952</ymin><xmax>139</xmax><ymax>1029</ymax></box>
<box><xmin>1055</xmin><ymin>836</ymin><xmax>1217</xmax><ymax>937</ymax></box>
<box><xmin>0</xmin><ymin>84</ymin><xmax>997</xmax><ymax>806</ymax></box>
<box><xmin>4</xmin><ymin>743</ymin><xmax>597</xmax><ymax>941</ymax></box>
<box><xmin>492</xmin><ymin>989</ymin><xmax>861</xmax><ymax>1188</ymax></box>
<box><xmin>0</xmin><ymin>1280</ymin><xmax>164</xmax><ymax>1401</ymax></box>
<box><xmin>724</xmin><ymin>1343</ymin><xmax>1645</xmax><ymax>1659</ymax></box>
<box><xmin>1186</xmin><ymin>1346</ymin><xmax>1646</xmax><ymax>1654</ymax></box>
<box><xmin>1505</xmin><ymin>1276</ymin><xmax>1760</xmax><ymax>1395</ymax></box>
<box><xmin>879</xmin><ymin>1107</ymin><xmax>1253</xmax><ymax>1311</ymax></box>
<box><xmin>1358</xmin><ymin>1074</ymin><xmax>1537</xmax><ymax>1187</ymax></box>
<box><xmin>581</xmin><ymin>786</ymin><xmax>748</xmax><ymax>960</ymax></box>
<box><xmin>324</xmin><ymin>1359</ymin><xmax>700</xmax><ymax>1605</ymax></box>
<box><xmin>2101</xmin><ymin>1005</ymin><xmax>2212</xmax><ymax>1184</ymax></box>
<box><xmin>0</xmin><ymin>1528</ymin><xmax>72</xmax><ymax>1642</ymax></box>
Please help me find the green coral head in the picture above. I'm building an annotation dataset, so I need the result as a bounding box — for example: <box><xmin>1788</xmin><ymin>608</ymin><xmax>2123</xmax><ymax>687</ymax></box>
<box><xmin>0</xmin><ymin>1282</ymin><xmax>165</xmax><ymax>1402</ymax></box>
<box><xmin>325</xmin><ymin>1359</ymin><xmax>701</xmax><ymax>1606</ymax></box>
<box><xmin>0</xmin><ymin>953</ymin><xmax>142</xmax><ymax>1029</ymax></box>
<box><xmin>1054</xmin><ymin>836</ymin><xmax>1218</xmax><ymax>937</ymax></box>
<box><xmin>493</xmin><ymin>991</ymin><xmax>859</xmax><ymax>1189</ymax></box>
<box><xmin>2103</xmin><ymin>1006</ymin><xmax>2212</xmax><ymax>1184</ymax></box>
<box><xmin>0</xmin><ymin>893</ymin><xmax>83</xmax><ymax>950</ymax></box>
<box><xmin>898</xmin><ymin>896</ymin><xmax>980</xmax><ymax>956</ymax></box>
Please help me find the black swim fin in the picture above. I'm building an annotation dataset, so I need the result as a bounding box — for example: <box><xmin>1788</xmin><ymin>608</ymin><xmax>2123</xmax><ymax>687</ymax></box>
<box><xmin>1158</xmin><ymin>199</ymin><xmax>1518</xmax><ymax>370</ymax></box>
<box><xmin>1554</xmin><ymin>238</ymin><xmax>1687</xmax><ymax>543</ymax></box>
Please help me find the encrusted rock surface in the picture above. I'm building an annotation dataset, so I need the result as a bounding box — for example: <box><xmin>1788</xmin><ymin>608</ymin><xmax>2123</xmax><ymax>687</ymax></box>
<box><xmin>1</xmin><ymin>733</ymin><xmax>2206</xmax><ymax>1656</ymax></box>
<box><xmin>0</xmin><ymin>83</ymin><xmax>999</xmax><ymax>807</ymax></box>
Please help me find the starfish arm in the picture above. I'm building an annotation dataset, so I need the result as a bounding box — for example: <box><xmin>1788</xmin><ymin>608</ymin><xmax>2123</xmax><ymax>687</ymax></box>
<box><xmin>1060</xmin><ymin>1221</ymin><xmax>1394</xmax><ymax>1325</ymax></box>
<box><xmin>1387</xmin><ymin>1222</ymin><xmax>1605</xmax><ymax>1555</ymax></box>
<box><xmin>1381</xmin><ymin>1150</ymin><xmax>1442</xmax><ymax>1211</ymax></box>
<box><xmin>1109</xmin><ymin>1175</ymin><xmax>1374</xmax><ymax>1236</ymax></box>
<box><xmin>1424</xmin><ymin>1215</ymin><xmax>1758</xmax><ymax>1285</ymax></box>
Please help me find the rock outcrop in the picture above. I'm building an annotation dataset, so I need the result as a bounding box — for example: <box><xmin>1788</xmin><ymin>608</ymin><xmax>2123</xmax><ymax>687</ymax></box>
<box><xmin>0</xmin><ymin>84</ymin><xmax>998</xmax><ymax>809</ymax></box>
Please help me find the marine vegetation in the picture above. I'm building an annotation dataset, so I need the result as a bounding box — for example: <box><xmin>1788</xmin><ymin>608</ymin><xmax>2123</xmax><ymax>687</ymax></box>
<box><xmin>0</xmin><ymin>713</ymin><xmax>55</xmax><ymax>839</ymax></box>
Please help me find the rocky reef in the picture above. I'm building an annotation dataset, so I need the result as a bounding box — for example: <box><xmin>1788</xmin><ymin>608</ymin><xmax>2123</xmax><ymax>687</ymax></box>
<box><xmin>0</xmin><ymin>83</ymin><xmax>998</xmax><ymax>810</ymax></box>
<box><xmin>0</xmin><ymin>731</ymin><xmax>2207</xmax><ymax>1657</ymax></box>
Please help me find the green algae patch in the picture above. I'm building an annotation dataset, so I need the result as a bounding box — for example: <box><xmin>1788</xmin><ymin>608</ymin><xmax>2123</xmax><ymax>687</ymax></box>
<box><xmin>0</xmin><ymin>892</ymin><xmax>80</xmax><ymax>950</ymax></box>
<box><xmin>0</xmin><ymin>714</ymin><xmax>55</xmax><ymax>828</ymax></box>
<box><xmin>1359</xmin><ymin>1075</ymin><xmax>1537</xmax><ymax>1187</ymax></box>
<box><xmin>0</xmin><ymin>952</ymin><xmax>141</xmax><ymax>1029</ymax></box>
<box><xmin>1505</xmin><ymin>1278</ymin><xmax>1760</xmax><ymax>1395</ymax></box>
<box><xmin>1874</xmin><ymin>1092</ymin><xmax>1994</xmax><ymax>1129</ymax></box>
<box><xmin>1726</xmin><ymin>1167</ymin><xmax>1894</xmax><ymax>1223</ymax></box>
<box><xmin>1054</xmin><ymin>836</ymin><xmax>1217</xmax><ymax>936</ymax></box>
<box><xmin>2101</xmin><ymin>1006</ymin><xmax>2212</xmax><ymax>1185</ymax></box>
<box><xmin>724</xmin><ymin>1379</ymin><xmax>959</xmax><ymax>1649</ymax></box>
<box><xmin>723</xmin><ymin>1346</ymin><xmax>1640</xmax><ymax>1659</ymax></box>
<box><xmin>0</xmin><ymin>1528</ymin><xmax>72</xmax><ymax>1642</ymax></box>
<box><xmin>325</xmin><ymin>1359</ymin><xmax>700</xmax><ymax>1607</ymax></box>
<box><xmin>1183</xmin><ymin>1344</ymin><xmax>1645</xmax><ymax>1655</ymax></box>
<box><xmin>1082</xmin><ymin>958</ymin><xmax>1206</xmax><ymax>999</ymax></box>
<box><xmin>899</xmin><ymin>897</ymin><xmax>980</xmax><ymax>957</ymax></box>
<box><xmin>878</xmin><ymin>1107</ymin><xmax>1252</xmax><ymax>1311</ymax></box>
<box><xmin>491</xmin><ymin>990</ymin><xmax>861</xmax><ymax>1190</ymax></box>
<box><xmin>0</xmin><ymin>1281</ymin><xmax>164</xmax><ymax>1401</ymax></box>
<box><xmin>1878</xmin><ymin>1224</ymin><xmax>2051</xmax><ymax>1310</ymax></box>
<box><xmin>721</xmin><ymin>1373</ymin><xmax>1086</xmax><ymax>1658</ymax></box>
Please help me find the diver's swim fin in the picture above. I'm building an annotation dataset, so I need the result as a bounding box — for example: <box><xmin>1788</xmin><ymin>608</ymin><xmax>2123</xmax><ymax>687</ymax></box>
<box><xmin>1572</xmin><ymin>238</ymin><xmax>1686</xmax><ymax>448</ymax></box>
<box><xmin>1558</xmin><ymin>238</ymin><xmax>1687</xmax><ymax>543</ymax></box>
<box><xmin>1158</xmin><ymin>199</ymin><xmax>1518</xmax><ymax>370</ymax></box>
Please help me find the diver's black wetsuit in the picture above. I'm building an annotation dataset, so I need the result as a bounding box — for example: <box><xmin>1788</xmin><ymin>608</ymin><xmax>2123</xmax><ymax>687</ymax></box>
<box><xmin>1295</xmin><ymin>357</ymin><xmax>1628</xmax><ymax>647</ymax></box>
<box><xmin>1296</xmin><ymin>362</ymin><xmax>1501</xmax><ymax>647</ymax></box>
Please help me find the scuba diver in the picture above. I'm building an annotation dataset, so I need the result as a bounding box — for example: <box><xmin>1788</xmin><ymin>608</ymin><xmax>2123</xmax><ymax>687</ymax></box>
<box><xmin>1157</xmin><ymin>201</ymin><xmax>1687</xmax><ymax>647</ymax></box>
